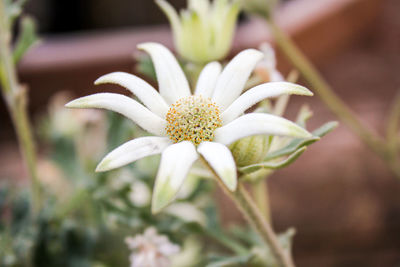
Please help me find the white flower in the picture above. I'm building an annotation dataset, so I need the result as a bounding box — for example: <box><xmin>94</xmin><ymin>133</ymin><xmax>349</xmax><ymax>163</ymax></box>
<box><xmin>156</xmin><ymin>0</ymin><xmax>239</xmax><ymax>63</ymax></box>
<box><xmin>125</xmin><ymin>227</ymin><xmax>180</xmax><ymax>267</ymax></box>
<box><xmin>66</xmin><ymin>42</ymin><xmax>313</xmax><ymax>212</ymax></box>
<box><xmin>256</xmin><ymin>42</ymin><xmax>284</xmax><ymax>82</ymax></box>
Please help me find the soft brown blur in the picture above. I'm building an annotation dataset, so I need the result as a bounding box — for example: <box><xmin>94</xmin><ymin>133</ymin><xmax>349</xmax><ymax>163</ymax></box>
<box><xmin>1</xmin><ymin>0</ymin><xmax>399</xmax><ymax>266</ymax></box>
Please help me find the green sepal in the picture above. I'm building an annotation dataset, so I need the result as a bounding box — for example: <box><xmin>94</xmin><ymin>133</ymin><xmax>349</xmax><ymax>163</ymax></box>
<box><xmin>13</xmin><ymin>16</ymin><xmax>39</xmax><ymax>64</ymax></box>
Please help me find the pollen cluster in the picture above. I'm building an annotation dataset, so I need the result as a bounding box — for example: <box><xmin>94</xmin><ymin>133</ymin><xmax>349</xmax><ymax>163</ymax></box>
<box><xmin>165</xmin><ymin>95</ymin><xmax>222</xmax><ymax>145</ymax></box>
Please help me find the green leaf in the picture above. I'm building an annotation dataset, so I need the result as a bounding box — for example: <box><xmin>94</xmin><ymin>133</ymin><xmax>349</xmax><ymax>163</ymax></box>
<box><xmin>263</xmin><ymin>121</ymin><xmax>338</xmax><ymax>161</ymax></box>
<box><xmin>5</xmin><ymin>0</ymin><xmax>26</xmax><ymax>26</ymax></box>
<box><xmin>13</xmin><ymin>16</ymin><xmax>39</xmax><ymax>64</ymax></box>
<box><xmin>312</xmin><ymin>121</ymin><xmax>338</xmax><ymax>138</ymax></box>
<box><xmin>206</xmin><ymin>254</ymin><xmax>254</xmax><ymax>267</ymax></box>
<box><xmin>135</xmin><ymin>54</ymin><xmax>157</xmax><ymax>81</ymax></box>
<box><xmin>296</xmin><ymin>104</ymin><xmax>313</xmax><ymax>128</ymax></box>
<box><xmin>238</xmin><ymin>147</ymin><xmax>307</xmax><ymax>174</ymax></box>
<box><xmin>250</xmin><ymin>228</ymin><xmax>296</xmax><ymax>267</ymax></box>
<box><xmin>264</xmin><ymin>137</ymin><xmax>318</xmax><ymax>161</ymax></box>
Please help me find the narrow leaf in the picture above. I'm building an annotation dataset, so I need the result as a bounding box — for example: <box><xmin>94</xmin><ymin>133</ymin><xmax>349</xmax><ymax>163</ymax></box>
<box><xmin>239</xmin><ymin>147</ymin><xmax>307</xmax><ymax>174</ymax></box>
<box><xmin>296</xmin><ymin>104</ymin><xmax>313</xmax><ymax>128</ymax></box>
<box><xmin>264</xmin><ymin>121</ymin><xmax>338</xmax><ymax>161</ymax></box>
<box><xmin>135</xmin><ymin>54</ymin><xmax>157</xmax><ymax>81</ymax></box>
<box><xmin>264</xmin><ymin>137</ymin><xmax>318</xmax><ymax>161</ymax></box>
<box><xmin>13</xmin><ymin>16</ymin><xmax>39</xmax><ymax>64</ymax></box>
<box><xmin>312</xmin><ymin>121</ymin><xmax>339</xmax><ymax>138</ymax></box>
<box><xmin>206</xmin><ymin>254</ymin><xmax>254</xmax><ymax>267</ymax></box>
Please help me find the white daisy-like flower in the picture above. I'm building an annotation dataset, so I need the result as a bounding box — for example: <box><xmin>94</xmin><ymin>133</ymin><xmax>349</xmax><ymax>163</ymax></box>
<box><xmin>66</xmin><ymin>42</ymin><xmax>313</xmax><ymax>213</ymax></box>
<box><xmin>125</xmin><ymin>227</ymin><xmax>180</xmax><ymax>267</ymax></box>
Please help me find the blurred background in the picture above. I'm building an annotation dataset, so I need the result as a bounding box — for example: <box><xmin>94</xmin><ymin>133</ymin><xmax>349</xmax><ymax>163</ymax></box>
<box><xmin>1</xmin><ymin>0</ymin><xmax>400</xmax><ymax>266</ymax></box>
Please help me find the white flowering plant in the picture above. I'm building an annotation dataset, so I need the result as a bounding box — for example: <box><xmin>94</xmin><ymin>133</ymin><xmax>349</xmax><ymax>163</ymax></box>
<box><xmin>0</xmin><ymin>0</ymin><xmax>339</xmax><ymax>267</ymax></box>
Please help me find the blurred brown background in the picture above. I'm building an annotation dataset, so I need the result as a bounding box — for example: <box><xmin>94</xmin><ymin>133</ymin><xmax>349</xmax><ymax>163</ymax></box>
<box><xmin>1</xmin><ymin>0</ymin><xmax>400</xmax><ymax>266</ymax></box>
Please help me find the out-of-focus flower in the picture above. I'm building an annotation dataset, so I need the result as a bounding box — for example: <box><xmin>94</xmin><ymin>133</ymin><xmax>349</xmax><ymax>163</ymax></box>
<box><xmin>66</xmin><ymin>42</ymin><xmax>312</xmax><ymax>212</ymax></box>
<box><xmin>165</xmin><ymin>202</ymin><xmax>206</xmax><ymax>225</ymax></box>
<box><xmin>240</xmin><ymin>0</ymin><xmax>279</xmax><ymax>19</ymax></box>
<box><xmin>46</xmin><ymin>91</ymin><xmax>107</xmax><ymax>162</ymax></box>
<box><xmin>128</xmin><ymin>179</ymin><xmax>151</xmax><ymax>207</ymax></box>
<box><xmin>47</xmin><ymin>91</ymin><xmax>104</xmax><ymax>137</ymax></box>
<box><xmin>125</xmin><ymin>227</ymin><xmax>180</xmax><ymax>267</ymax></box>
<box><xmin>255</xmin><ymin>43</ymin><xmax>284</xmax><ymax>82</ymax></box>
<box><xmin>37</xmin><ymin>159</ymin><xmax>72</xmax><ymax>201</ymax></box>
<box><xmin>156</xmin><ymin>0</ymin><xmax>240</xmax><ymax>63</ymax></box>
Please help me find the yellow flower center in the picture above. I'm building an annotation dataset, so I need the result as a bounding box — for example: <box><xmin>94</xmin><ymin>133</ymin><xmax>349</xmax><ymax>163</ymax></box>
<box><xmin>165</xmin><ymin>95</ymin><xmax>222</xmax><ymax>145</ymax></box>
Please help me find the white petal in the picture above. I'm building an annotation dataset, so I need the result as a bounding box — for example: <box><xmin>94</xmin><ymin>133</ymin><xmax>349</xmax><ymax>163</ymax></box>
<box><xmin>65</xmin><ymin>93</ymin><xmax>166</xmax><ymax>136</ymax></box>
<box><xmin>152</xmin><ymin>141</ymin><xmax>198</xmax><ymax>213</ymax></box>
<box><xmin>194</xmin><ymin>62</ymin><xmax>222</xmax><ymax>98</ymax></box>
<box><xmin>222</xmin><ymin>82</ymin><xmax>313</xmax><ymax>124</ymax></box>
<box><xmin>197</xmin><ymin>142</ymin><xmax>237</xmax><ymax>191</ymax></box>
<box><xmin>212</xmin><ymin>49</ymin><xmax>264</xmax><ymax>111</ymax></box>
<box><xmin>138</xmin><ymin>42</ymin><xmax>190</xmax><ymax>105</ymax></box>
<box><xmin>156</xmin><ymin>0</ymin><xmax>182</xmax><ymax>36</ymax></box>
<box><xmin>96</xmin><ymin>137</ymin><xmax>171</xmax><ymax>172</ymax></box>
<box><xmin>95</xmin><ymin>72</ymin><xmax>169</xmax><ymax>118</ymax></box>
<box><xmin>214</xmin><ymin>113</ymin><xmax>312</xmax><ymax>145</ymax></box>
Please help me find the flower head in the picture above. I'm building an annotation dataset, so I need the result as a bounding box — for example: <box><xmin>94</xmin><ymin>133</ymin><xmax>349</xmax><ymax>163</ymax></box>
<box><xmin>66</xmin><ymin>42</ymin><xmax>313</xmax><ymax>212</ymax></box>
<box><xmin>125</xmin><ymin>227</ymin><xmax>180</xmax><ymax>267</ymax></box>
<box><xmin>156</xmin><ymin>0</ymin><xmax>239</xmax><ymax>63</ymax></box>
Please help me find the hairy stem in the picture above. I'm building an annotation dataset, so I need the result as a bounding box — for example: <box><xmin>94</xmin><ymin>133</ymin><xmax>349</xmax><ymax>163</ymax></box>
<box><xmin>0</xmin><ymin>1</ymin><xmax>41</xmax><ymax>214</ymax></box>
<box><xmin>266</xmin><ymin>19</ymin><xmax>400</xmax><ymax>177</ymax></box>
<box><xmin>201</xmin><ymin>158</ymin><xmax>294</xmax><ymax>267</ymax></box>
<box><xmin>227</xmin><ymin>183</ymin><xmax>294</xmax><ymax>267</ymax></box>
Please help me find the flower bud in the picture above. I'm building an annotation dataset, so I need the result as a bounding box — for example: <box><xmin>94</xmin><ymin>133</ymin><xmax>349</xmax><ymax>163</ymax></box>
<box><xmin>230</xmin><ymin>135</ymin><xmax>271</xmax><ymax>167</ymax></box>
<box><xmin>157</xmin><ymin>0</ymin><xmax>240</xmax><ymax>63</ymax></box>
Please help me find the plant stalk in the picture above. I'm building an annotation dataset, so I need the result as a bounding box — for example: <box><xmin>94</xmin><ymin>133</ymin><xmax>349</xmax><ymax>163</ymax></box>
<box><xmin>227</xmin><ymin>183</ymin><xmax>294</xmax><ymax>267</ymax></box>
<box><xmin>385</xmin><ymin>91</ymin><xmax>400</xmax><ymax>176</ymax></box>
<box><xmin>201</xmin><ymin>158</ymin><xmax>294</xmax><ymax>267</ymax></box>
<box><xmin>266</xmin><ymin>19</ymin><xmax>400</xmax><ymax>176</ymax></box>
<box><xmin>252</xmin><ymin>180</ymin><xmax>271</xmax><ymax>222</ymax></box>
<box><xmin>0</xmin><ymin>0</ymin><xmax>41</xmax><ymax>214</ymax></box>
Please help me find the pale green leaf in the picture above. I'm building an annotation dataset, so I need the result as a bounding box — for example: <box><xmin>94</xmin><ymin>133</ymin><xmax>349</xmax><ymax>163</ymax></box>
<box><xmin>13</xmin><ymin>16</ymin><xmax>39</xmax><ymax>64</ymax></box>
<box><xmin>264</xmin><ymin>121</ymin><xmax>338</xmax><ymax>161</ymax></box>
<box><xmin>238</xmin><ymin>147</ymin><xmax>307</xmax><ymax>174</ymax></box>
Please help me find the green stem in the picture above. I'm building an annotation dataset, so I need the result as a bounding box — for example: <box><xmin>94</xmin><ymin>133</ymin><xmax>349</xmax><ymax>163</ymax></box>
<box><xmin>386</xmin><ymin>91</ymin><xmax>400</xmax><ymax>154</ymax></box>
<box><xmin>205</xmin><ymin>228</ymin><xmax>249</xmax><ymax>255</ymax></box>
<box><xmin>252</xmin><ymin>180</ymin><xmax>271</xmax><ymax>222</ymax></box>
<box><xmin>385</xmin><ymin>91</ymin><xmax>400</xmax><ymax>176</ymax></box>
<box><xmin>228</xmin><ymin>184</ymin><xmax>294</xmax><ymax>267</ymax></box>
<box><xmin>0</xmin><ymin>1</ymin><xmax>41</xmax><ymax>214</ymax></box>
<box><xmin>266</xmin><ymin>19</ymin><xmax>398</xmax><ymax>174</ymax></box>
<box><xmin>202</xmin><ymin>158</ymin><xmax>294</xmax><ymax>267</ymax></box>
